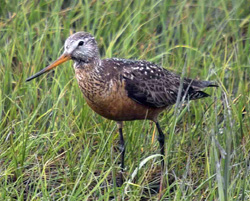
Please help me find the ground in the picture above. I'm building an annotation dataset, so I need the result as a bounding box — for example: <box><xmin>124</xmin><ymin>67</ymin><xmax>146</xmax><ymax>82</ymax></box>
<box><xmin>0</xmin><ymin>0</ymin><xmax>250</xmax><ymax>200</ymax></box>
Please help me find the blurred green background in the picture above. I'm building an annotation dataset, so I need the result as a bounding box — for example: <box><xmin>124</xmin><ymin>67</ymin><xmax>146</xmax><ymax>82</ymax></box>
<box><xmin>0</xmin><ymin>0</ymin><xmax>250</xmax><ymax>200</ymax></box>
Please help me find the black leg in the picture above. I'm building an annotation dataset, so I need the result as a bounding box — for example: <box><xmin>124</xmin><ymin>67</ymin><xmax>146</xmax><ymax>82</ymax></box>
<box><xmin>118</xmin><ymin>127</ymin><xmax>125</xmax><ymax>172</ymax></box>
<box><xmin>155</xmin><ymin>121</ymin><xmax>166</xmax><ymax>194</ymax></box>
<box><xmin>155</xmin><ymin>121</ymin><xmax>165</xmax><ymax>169</ymax></box>
<box><xmin>117</xmin><ymin>122</ymin><xmax>125</xmax><ymax>186</ymax></box>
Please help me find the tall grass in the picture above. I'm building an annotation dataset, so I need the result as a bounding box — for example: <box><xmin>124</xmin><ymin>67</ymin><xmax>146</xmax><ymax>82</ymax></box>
<box><xmin>1</xmin><ymin>0</ymin><xmax>250</xmax><ymax>200</ymax></box>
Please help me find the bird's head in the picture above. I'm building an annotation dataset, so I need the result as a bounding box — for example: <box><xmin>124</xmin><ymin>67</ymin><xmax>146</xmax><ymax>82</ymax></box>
<box><xmin>26</xmin><ymin>31</ymin><xmax>99</xmax><ymax>82</ymax></box>
<box><xmin>65</xmin><ymin>32</ymin><xmax>99</xmax><ymax>65</ymax></box>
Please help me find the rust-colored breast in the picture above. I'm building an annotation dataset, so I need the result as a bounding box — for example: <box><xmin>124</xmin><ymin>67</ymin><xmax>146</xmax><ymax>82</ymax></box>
<box><xmin>74</xmin><ymin>67</ymin><xmax>164</xmax><ymax>122</ymax></box>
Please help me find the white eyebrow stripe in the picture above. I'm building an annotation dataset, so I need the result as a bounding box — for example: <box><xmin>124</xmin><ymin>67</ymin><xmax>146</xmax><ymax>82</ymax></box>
<box><xmin>65</xmin><ymin>40</ymin><xmax>80</xmax><ymax>54</ymax></box>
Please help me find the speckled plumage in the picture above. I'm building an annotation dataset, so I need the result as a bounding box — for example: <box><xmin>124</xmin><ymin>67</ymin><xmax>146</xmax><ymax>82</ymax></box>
<box><xmin>62</xmin><ymin>32</ymin><xmax>218</xmax><ymax>117</ymax></box>
<box><xmin>26</xmin><ymin>31</ymin><xmax>217</xmax><ymax>189</ymax></box>
<box><xmin>73</xmin><ymin>53</ymin><xmax>216</xmax><ymax>121</ymax></box>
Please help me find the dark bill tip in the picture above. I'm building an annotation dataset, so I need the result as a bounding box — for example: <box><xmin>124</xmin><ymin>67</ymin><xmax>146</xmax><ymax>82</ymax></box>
<box><xmin>25</xmin><ymin>54</ymin><xmax>71</xmax><ymax>82</ymax></box>
<box><xmin>26</xmin><ymin>69</ymin><xmax>46</xmax><ymax>82</ymax></box>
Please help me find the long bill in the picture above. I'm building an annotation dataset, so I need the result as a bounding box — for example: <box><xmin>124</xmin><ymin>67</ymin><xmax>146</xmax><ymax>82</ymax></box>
<box><xmin>26</xmin><ymin>54</ymin><xmax>71</xmax><ymax>82</ymax></box>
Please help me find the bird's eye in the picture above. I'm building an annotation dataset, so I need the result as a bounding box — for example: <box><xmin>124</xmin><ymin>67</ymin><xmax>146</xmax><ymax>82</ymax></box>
<box><xmin>78</xmin><ymin>41</ymin><xmax>84</xmax><ymax>46</ymax></box>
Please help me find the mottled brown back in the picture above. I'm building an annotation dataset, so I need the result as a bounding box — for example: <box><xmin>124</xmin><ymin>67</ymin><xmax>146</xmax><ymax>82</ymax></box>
<box><xmin>101</xmin><ymin>58</ymin><xmax>217</xmax><ymax>108</ymax></box>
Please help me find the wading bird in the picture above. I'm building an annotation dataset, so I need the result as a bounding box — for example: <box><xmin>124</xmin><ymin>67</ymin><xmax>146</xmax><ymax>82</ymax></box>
<box><xmin>26</xmin><ymin>32</ymin><xmax>217</xmax><ymax>191</ymax></box>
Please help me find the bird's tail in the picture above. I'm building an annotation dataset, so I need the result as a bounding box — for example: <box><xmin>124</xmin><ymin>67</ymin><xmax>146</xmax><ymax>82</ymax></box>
<box><xmin>190</xmin><ymin>80</ymin><xmax>218</xmax><ymax>100</ymax></box>
<box><xmin>190</xmin><ymin>80</ymin><xmax>218</xmax><ymax>89</ymax></box>
<box><xmin>189</xmin><ymin>90</ymin><xmax>210</xmax><ymax>100</ymax></box>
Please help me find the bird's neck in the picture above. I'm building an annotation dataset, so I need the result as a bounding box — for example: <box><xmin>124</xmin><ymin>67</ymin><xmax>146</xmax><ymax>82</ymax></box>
<box><xmin>74</xmin><ymin>59</ymin><xmax>110</xmax><ymax>104</ymax></box>
<box><xmin>74</xmin><ymin>57</ymin><xmax>105</xmax><ymax>90</ymax></box>
<box><xmin>73</xmin><ymin>57</ymin><xmax>101</xmax><ymax>73</ymax></box>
